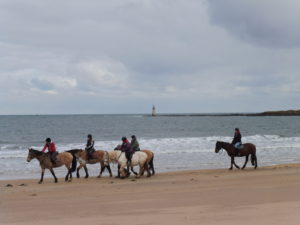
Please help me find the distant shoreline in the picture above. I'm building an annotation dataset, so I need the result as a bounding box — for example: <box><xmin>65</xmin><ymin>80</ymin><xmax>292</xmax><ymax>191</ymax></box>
<box><xmin>151</xmin><ymin>110</ymin><xmax>300</xmax><ymax>117</ymax></box>
<box><xmin>1</xmin><ymin>110</ymin><xmax>300</xmax><ymax>117</ymax></box>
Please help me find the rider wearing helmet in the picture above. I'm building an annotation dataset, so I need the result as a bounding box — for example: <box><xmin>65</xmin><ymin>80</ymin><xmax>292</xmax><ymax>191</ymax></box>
<box><xmin>42</xmin><ymin>137</ymin><xmax>58</xmax><ymax>164</ymax></box>
<box><xmin>232</xmin><ymin>128</ymin><xmax>242</xmax><ymax>155</ymax></box>
<box><xmin>85</xmin><ymin>134</ymin><xmax>95</xmax><ymax>161</ymax></box>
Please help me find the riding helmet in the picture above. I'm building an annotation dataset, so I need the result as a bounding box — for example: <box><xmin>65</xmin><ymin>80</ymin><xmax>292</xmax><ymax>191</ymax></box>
<box><xmin>45</xmin><ymin>137</ymin><xmax>51</xmax><ymax>143</ymax></box>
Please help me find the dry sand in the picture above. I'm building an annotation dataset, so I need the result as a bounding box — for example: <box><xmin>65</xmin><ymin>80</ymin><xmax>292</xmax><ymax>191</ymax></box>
<box><xmin>1</xmin><ymin>164</ymin><xmax>300</xmax><ymax>225</ymax></box>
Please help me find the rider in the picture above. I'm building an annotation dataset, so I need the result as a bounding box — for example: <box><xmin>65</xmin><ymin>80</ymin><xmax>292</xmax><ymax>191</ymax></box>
<box><xmin>85</xmin><ymin>134</ymin><xmax>95</xmax><ymax>161</ymax></box>
<box><xmin>120</xmin><ymin>136</ymin><xmax>134</xmax><ymax>173</ymax></box>
<box><xmin>42</xmin><ymin>137</ymin><xmax>58</xmax><ymax>164</ymax></box>
<box><xmin>232</xmin><ymin>128</ymin><xmax>242</xmax><ymax>155</ymax></box>
<box><xmin>130</xmin><ymin>135</ymin><xmax>140</xmax><ymax>151</ymax></box>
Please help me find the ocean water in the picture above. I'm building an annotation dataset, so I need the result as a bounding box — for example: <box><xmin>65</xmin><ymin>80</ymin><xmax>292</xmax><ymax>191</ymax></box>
<box><xmin>1</xmin><ymin>114</ymin><xmax>300</xmax><ymax>180</ymax></box>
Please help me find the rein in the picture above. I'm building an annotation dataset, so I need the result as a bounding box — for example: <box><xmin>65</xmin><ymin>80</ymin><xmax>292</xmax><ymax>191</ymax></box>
<box><xmin>117</xmin><ymin>151</ymin><xmax>123</xmax><ymax>161</ymax></box>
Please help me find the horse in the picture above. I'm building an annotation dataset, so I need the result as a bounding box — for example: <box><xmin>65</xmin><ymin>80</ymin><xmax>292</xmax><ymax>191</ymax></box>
<box><xmin>215</xmin><ymin>141</ymin><xmax>258</xmax><ymax>170</ymax></box>
<box><xmin>26</xmin><ymin>148</ymin><xmax>76</xmax><ymax>184</ymax></box>
<box><xmin>67</xmin><ymin>149</ymin><xmax>112</xmax><ymax>179</ymax></box>
<box><xmin>107</xmin><ymin>150</ymin><xmax>151</xmax><ymax>178</ymax></box>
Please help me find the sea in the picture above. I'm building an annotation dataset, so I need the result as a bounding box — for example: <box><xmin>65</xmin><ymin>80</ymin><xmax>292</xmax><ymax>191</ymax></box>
<box><xmin>1</xmin><ymin>114</ymin><xmax>300</xmax><ymax>180</ymax></box>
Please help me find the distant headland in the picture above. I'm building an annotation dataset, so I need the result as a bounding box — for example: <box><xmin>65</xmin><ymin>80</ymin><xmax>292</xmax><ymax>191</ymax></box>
<box><xmin>253</xmin><ymin>110</ymin><xmax>300</xmax><ymax>116</ymax></box>
<box><xmin>149</xmin><ymin>110</ymin><xmax>300</xmax><ymax>117</ymax></box>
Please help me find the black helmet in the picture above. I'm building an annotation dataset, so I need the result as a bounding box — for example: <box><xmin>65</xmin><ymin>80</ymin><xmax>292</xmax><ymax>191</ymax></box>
<box><xmin>87</xmin><ymin>134</ymin><xmax>92</xmax><ymax>138</ymax></box>
<box><xmin>45</xmin><ymin>137</ymin><xmax>51</xmax><ymax>143</ymax></box>
<box><xmin>235</xmin><ymin>128</ymin><xmax>239</xmax><ymax>131</ymax></box>
<box><xmin>122</xmin><ymin>136</ymin><xmax>127</xmax><ymax>141</ymax></box>
<box><xmin>131</xmin><ymin>135</ymin><xmax>136</xmax><ymax>139</ymax></box>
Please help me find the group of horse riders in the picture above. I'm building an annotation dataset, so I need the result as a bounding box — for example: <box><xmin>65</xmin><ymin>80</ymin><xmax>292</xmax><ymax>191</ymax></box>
<box><xmin>42</xmin><ymin>134</ymin><xmax>142</xmax><ymax>170</ymax></box>
<box><xmin>28</xmin><ymin>128</ymin><xmax>252</xmax><ymax>183</ymax></box>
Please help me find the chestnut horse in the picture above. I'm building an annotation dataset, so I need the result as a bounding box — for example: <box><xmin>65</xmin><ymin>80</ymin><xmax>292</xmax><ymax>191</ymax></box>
<box><xmin>26</xmin><ymin>148</ymin><xmax>76</xmax><ymax>183</ymax></box>
<box><xmin>215</xmin><ymin>141</ymin><xmax>258</xmax><ymax>170</ymax></box>
<box><xmin>67</xmin><ymin>149</ymin><xmax>112</xmax><ymax>178</ymax></box>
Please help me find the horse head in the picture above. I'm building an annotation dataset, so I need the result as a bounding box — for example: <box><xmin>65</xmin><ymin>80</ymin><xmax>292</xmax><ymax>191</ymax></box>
<box><xmin>27</xmin><ymin>148</ymin><xmax>40</xmax><ymax>162</ymax></box>
<box><xmin>215</xmin><ymin>141</ymin><xmax>223</xmax><ymax>153</ymax></box>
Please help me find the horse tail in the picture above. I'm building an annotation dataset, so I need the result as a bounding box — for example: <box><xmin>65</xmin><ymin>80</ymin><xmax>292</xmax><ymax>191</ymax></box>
<box><xmin>250</xmin><ymin>144</ymin><xmax>257</xmax><ymax>168</ymax></box>
<box><xmin>251</xmin><ymin>154</ymin><xmax>255</xmax><ymax>165</ymax></box>
<box><xmin>71</xmin><ymin>154</ymin><xmax>77</xmax><ymax>172</ymax></box>
<box><xmin>104</xmin><ymin>151</ymin><xmax>109</xmax><ymax>166</ymax></box>
<box><xmin>149</xmin><ymin>153</ymin><xmax>155</xmax><ymax>175</ymax></box>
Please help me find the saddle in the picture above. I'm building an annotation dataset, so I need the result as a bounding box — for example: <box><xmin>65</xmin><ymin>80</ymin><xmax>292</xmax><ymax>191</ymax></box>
<box><xmin>235</xmin><ymin>145</ymin><xmax>244</xmax><ymax>156</ymax></box>
<box><xmin>46</xmin><ymin>152</ymin><xmax>59</xmax><ymax>165</ymax></box>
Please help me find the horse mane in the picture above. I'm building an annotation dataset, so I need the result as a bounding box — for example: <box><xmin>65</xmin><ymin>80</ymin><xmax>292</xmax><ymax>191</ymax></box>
<box><xmin>29</xmin><ymin>148</ymin><xmax>44</xmax><ymax>156</ymax></box>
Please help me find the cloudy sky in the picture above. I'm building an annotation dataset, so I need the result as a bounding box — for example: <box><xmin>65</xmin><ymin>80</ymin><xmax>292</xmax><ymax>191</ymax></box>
<box><xmin>1</xmin><ymin>0</ymin><xmax>300</xmax><ymax>114</ymax></box>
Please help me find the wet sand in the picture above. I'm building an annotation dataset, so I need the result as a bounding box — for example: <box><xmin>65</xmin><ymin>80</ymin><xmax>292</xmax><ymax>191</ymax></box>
<box><xmin>1</xmin><ymin>164</ymin><xmax>300</xmax><ymax>225</ymax></box>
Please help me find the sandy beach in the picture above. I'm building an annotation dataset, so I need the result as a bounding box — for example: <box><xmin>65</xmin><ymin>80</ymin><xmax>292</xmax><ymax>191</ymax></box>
<box><xmin>1</xmin><ymin>164</ymin><xmax>300</xmax><ymax>225</ymax></box>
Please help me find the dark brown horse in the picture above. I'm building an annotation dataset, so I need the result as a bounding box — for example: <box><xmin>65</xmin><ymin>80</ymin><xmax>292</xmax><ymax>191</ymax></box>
<box><xmin>26</xmin><ymin>148</ymin><xmax>76</xmax><ymax>183</ymax></box>
<box><xmin>215</xmin><ymin>141</ymin><xmax>258</xmax><ymax>170</ymax></box>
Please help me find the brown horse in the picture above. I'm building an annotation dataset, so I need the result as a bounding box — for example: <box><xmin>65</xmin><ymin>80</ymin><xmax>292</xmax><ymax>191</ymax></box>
<box><xmin>26</xmin><ymin>148</ymin><xmax>76</xmax><ymax>183</ymax></box>
<box><xmin>67</xmin><ymin>149</ymin><xmax>112</xmax><ymax>178</ymax></box>
<box><xmin>215</xmin><ymin>141</ymin><xmax>258</xmax><ymax>170</ymax></box>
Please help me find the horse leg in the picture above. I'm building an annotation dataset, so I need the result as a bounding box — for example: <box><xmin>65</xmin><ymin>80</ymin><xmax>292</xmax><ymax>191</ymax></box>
<box><xmin>251</xmin><ymin>154</ymin><xmax>258</xmax><ymax>169</ymax></box>
<box><xmin>115</xmin><ymin>164</ymin><xmax>120</xmax><ymax>178</ymax></box>
<box><xmin>233</xmin><ymin>159</ymin><xmax>240</xmax><ymax>169</ymax></box>
<box><xmin>144</xmin><ymin>162</ymin><xmax>151</xmax><ymax>177</ymax></box>
<box><xmin>49</xmin><ymin>168</ymin><xmax>58</xmax><ymax>183</ymax></box>
<box><xmin>107</xmin><ymin>165</ymin><xmax>113</xmax><ymax>177</ymax></box>
<box><xmin>39</xmin><ymin>168</ymin><xmax>45</xmax><ymax>184</ymax></box>
<box><xmin>76</xmin><ymin>164</ymin><xmax>83</xmax><ymax>178</ymax></box>
<box><xmin>84</xmin><ymin>165</ymin><xmax>89</xmax><ymax>178</ymax></box>
<box><xmin>65</xmin><ymin>165</ymin><xmax>72</xmax><ymax>182</ymax></box>
<box><xmin>242</xmin><ymin>155</ymin><xmax>249</xmax><ymax>169</ymax></box>
<box><xmin>98</xmin><ymin>162</ymin><xmax>105</xmax><ymax>178</ymax></box>
<box><xmin>131</xmin><ymin>166</ymin><xmax>138</xmax><ymax>176</ymax></box>
<box><xmin>229</xmin><ymin>157</ymin><xmax>234</xmax><ymax>170</ymax></box>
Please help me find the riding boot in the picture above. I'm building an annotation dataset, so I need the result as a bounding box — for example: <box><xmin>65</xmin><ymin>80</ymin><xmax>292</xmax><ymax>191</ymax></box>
<box><xmin>127</xmin><ymin>159</ymin><xmax>131</xmax><ymax>176</ymax></box>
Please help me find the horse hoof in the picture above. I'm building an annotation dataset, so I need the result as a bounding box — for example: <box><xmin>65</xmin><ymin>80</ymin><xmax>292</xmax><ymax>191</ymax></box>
<box><xmin>38</xmin><ymin>181</ymin><xmax>42</xmax><ymax>184</ymax></box>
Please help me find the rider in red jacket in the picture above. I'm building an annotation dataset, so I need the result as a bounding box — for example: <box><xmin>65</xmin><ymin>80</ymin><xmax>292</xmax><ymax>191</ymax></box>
<box><xmin>42</xmin><ymin>138</ymin><xmax>58</xmax><ymax>164</ymax></box>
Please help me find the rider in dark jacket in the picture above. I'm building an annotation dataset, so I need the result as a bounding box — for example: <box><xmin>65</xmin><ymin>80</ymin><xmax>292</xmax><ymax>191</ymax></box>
<box><xmin>85</xmin><ymin>134</ymin><xmax>95</xmax><ymax>161</ymax></box>
<box><xmin>232</xmin><ymin>128</ymin><xmax>242</xmax><ymax>154</ymax></box>
<box><xmin>131</xmin><ymin>135</ymin><xmax>140</xmax><ymax>151</ymax></box>
<box><xmin>120</xmin><ymin>136</ymin><xmax>134</xmax><ymax>173</ymax></box>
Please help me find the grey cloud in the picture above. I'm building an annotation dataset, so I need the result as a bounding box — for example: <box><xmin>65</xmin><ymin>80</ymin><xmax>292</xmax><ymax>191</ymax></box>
<box><xmin>30</xmin><ymin>77</ymin><xmax>54</xmax><ymax>90</ymax></box>
<box><xmin>207</xmin><ymin>0</ymin><xmax>300</xmax><ymax>48</ymax></box>
<box><xmin>0</xmin><ymin>0</ymin><xmax>300</xmax><ymax>114</ymax></box>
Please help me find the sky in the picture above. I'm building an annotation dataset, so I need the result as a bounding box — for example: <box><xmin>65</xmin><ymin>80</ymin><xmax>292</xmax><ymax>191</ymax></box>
<box><xmin>1</xmin><ymin>0</ymin><xmax>300</xmax><ymax>115</ymax></box>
